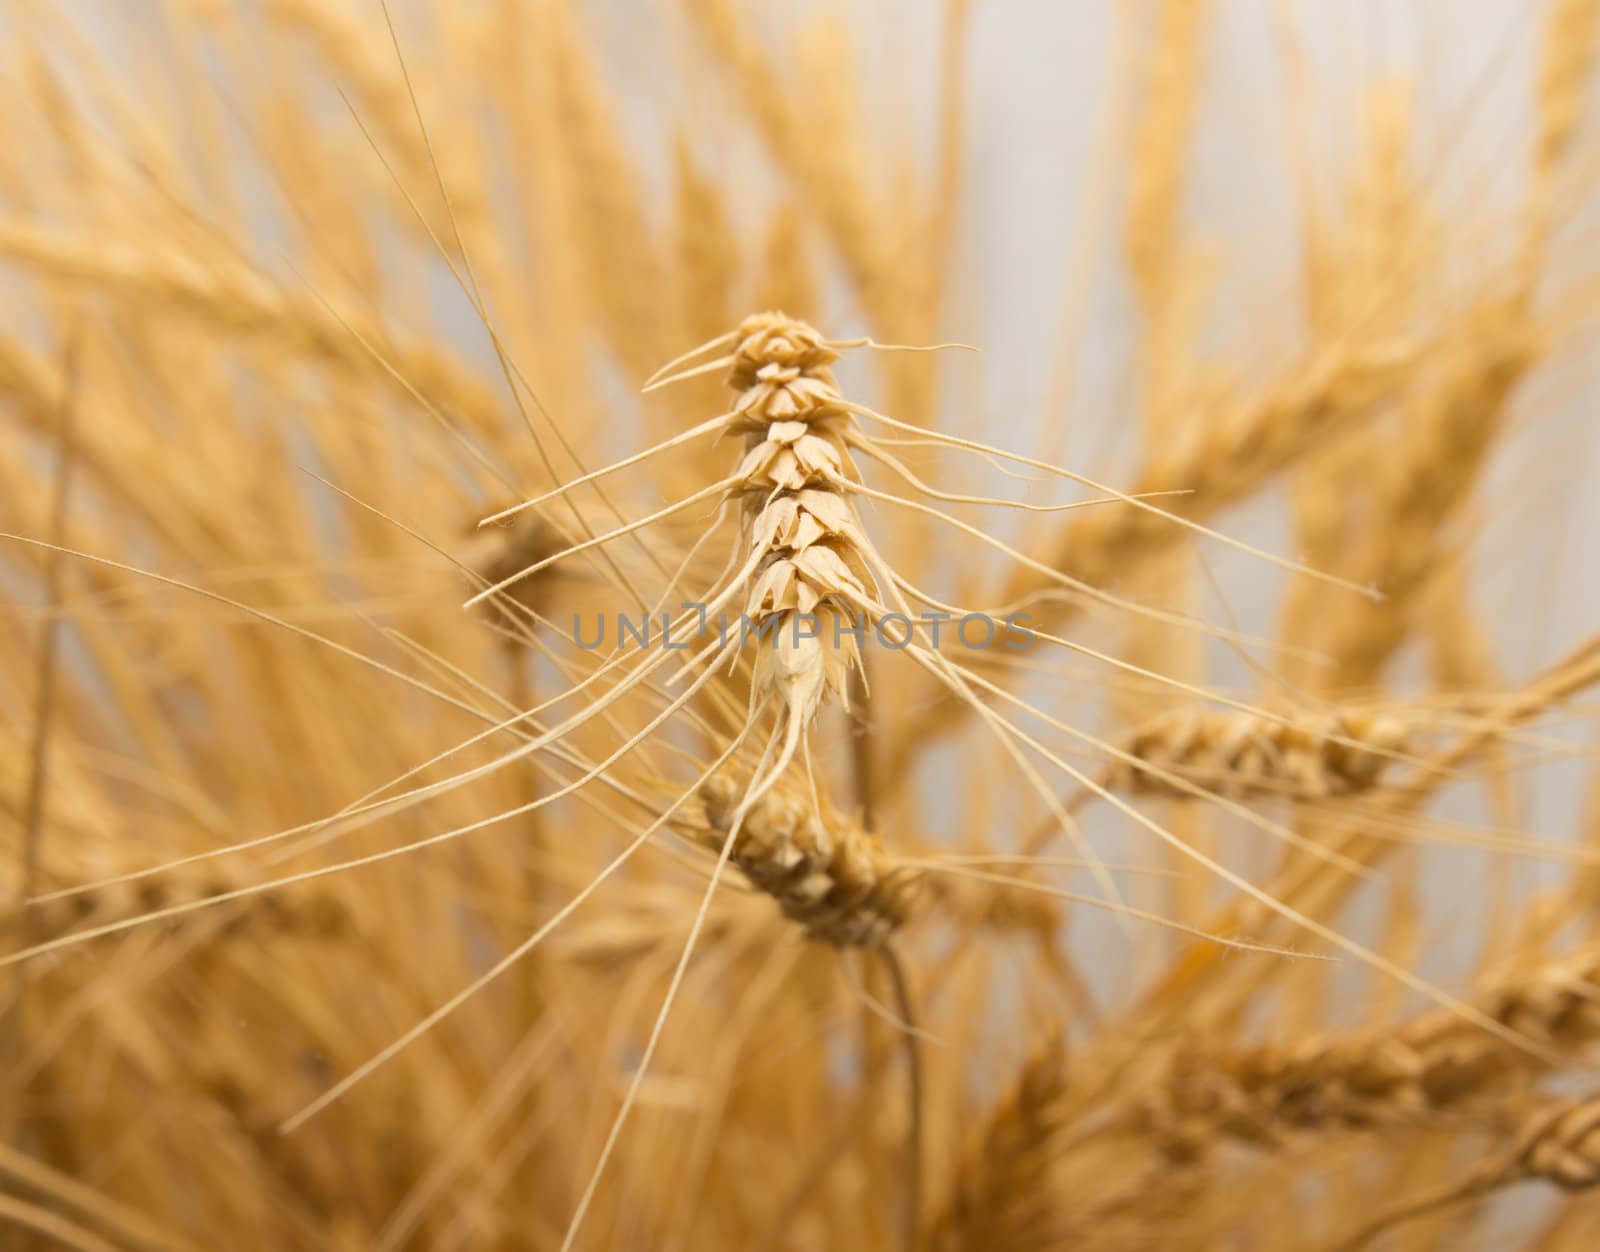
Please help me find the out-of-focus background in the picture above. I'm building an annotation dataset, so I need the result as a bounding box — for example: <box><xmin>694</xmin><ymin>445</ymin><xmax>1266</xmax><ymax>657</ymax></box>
<box><xmin>4</xmin><ymin>3</ymin><xmax>1600</xmax><ymax>1250</ymax></box>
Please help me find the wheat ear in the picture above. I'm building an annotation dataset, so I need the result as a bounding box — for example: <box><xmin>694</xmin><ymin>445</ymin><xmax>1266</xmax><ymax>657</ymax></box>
<box><xmin>1107</xmin><ymin>704</ymin><xmax>1414</xmax><ymax>801</ymax></box>
<box><xmin>1325</xmin><ymin>1095</ymin><xmax>1600</xmax><ymax>1252</ymax></box>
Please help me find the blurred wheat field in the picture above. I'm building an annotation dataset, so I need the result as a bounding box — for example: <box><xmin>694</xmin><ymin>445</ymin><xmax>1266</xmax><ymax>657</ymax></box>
<box><xmin>3</xmin><ymin>1</ymin><xmax>1600</xmax><ymax>1249</ymax></box>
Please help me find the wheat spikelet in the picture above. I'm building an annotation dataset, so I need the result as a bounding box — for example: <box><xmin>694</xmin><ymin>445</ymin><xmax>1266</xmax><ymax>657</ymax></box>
<box><xmin>462</xmin><ymin>512</ymin><xmax>567</xmax><ymax>620</ymax></box>
<box><xmin>1319</xmin><ymin>297</ymin><xmax>1538</xmax><ymax>685</ymax></box>
<box><xmin>1027</xmin><ymin>343</ymin><xmax>1411</xmax><ymax>600</ymax></box>
<box><xmin>199</xmin><ymin>1066</ymin><xmax>345</xmax><ymax>1222</ymax></box>
<box><xmin>1304</xmin><ymin>81</ymin><xmax>1430</xmax><ymax>339</ymax></box>
<box><xmin>1280</xmin><ymin>83</ymin><xmax>1427</xmax><ymax>685</ymax></box>
<box><xmin>920</xmin><ymin>870</ymin><xmax>1064</xmax><ymax>943</ymax></box>
<box><xmin>547</xmin><ymin>1</ymin><xmax>669</xmax><ymax>381</ymax></box>
<box><xmin>479</xmin><ymin>311</ymin><xmax>885</xmax><ymax>806</ymax></box>
<box><xmin>1519</xmin><ymin>1099</ymin><xmax>1600</xmax><ymax>1190</ymax></box>
<box><xmin>726</xmin><ymin>315</ymin><xmax>872</xmax><ymax>747</ymax></box>
<box><xmin>687</xmin><ymin>2</ymin><xmax>905</xmax><ymax>333</ymax></box>
<box><xmin>256</xmin><ymin>0</ymin><xmax>481</xmax><ymax>237</ymax></box>
<box><xmin>1137</xmin><ymin>1029</ymin><xmax>1512</xmax><ymax>1163</ymax></box>
<box><xmin>261</xmin><ymin>0</ymin><xmax>419</xmax><ymax>156</ymax></box>
<box><xmin>547</xmin><ymin>886</ymin><xmax>766</xmax><ymax>970</ymax></box>
<box><xmin>698</xmin><ymin>774</ymin><xmax>919</xmax><ymax>947</ymax></box>
<box><xmin>672</xmin><ymin>140</ymin><xmax>739</xmax><ymax>349</ymax></box>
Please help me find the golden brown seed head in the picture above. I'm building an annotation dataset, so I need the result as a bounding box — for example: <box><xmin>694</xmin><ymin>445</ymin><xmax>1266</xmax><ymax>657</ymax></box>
<box><xmin>725</xmin><ymin>314</ymin><xmax>869</xmax><ymax>722</ymax></box>
<box><xmin>727</xmin><ymin>311</ymin><xmax>839</xmax><ymax>390</ymax></box>
<box><xmin>1114</xmin><ymin>706</ymin><xmax>1411</xmax><ymax>801</ymax></box>
<box><xmin>699</xmin><ymin>774</ymin><xmax>919</xmax><ymax>947</ymax></box>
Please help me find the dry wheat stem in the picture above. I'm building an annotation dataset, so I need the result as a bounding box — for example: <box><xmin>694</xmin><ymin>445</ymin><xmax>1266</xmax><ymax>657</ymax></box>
<box><xmin>4</xmin><ymin>336</ymin><xmax>79</xmax><ymax>1139</ymax></box>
